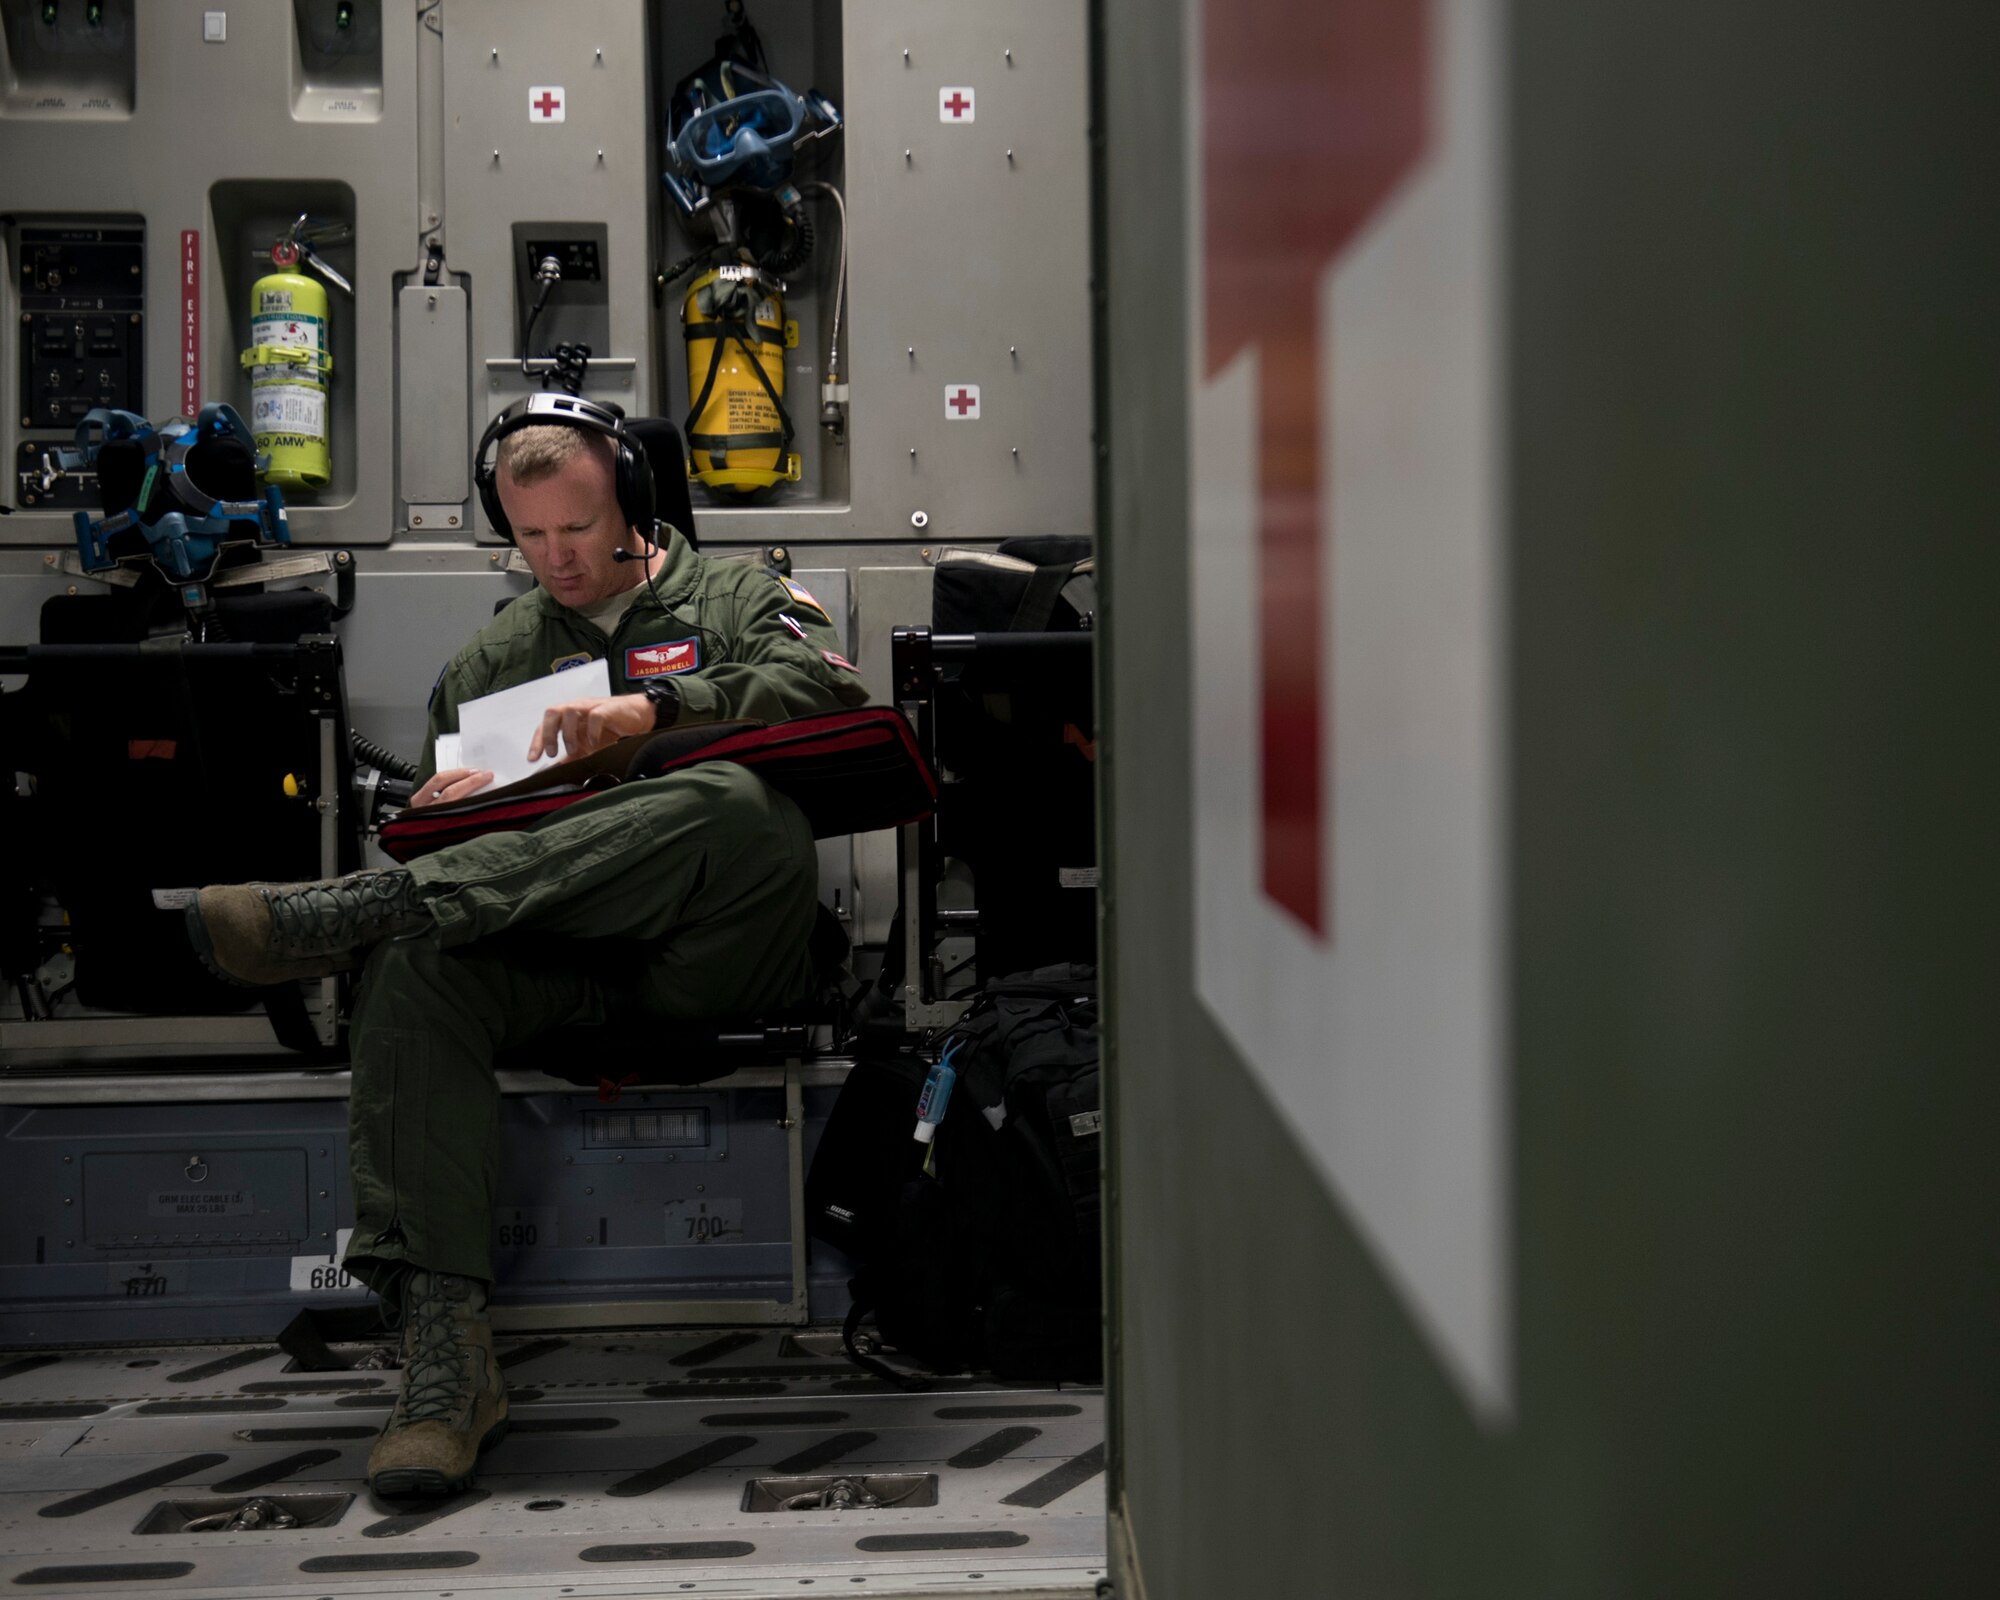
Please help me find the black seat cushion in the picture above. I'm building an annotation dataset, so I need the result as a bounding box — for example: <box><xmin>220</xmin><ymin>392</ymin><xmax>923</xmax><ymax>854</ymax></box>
<box><xmin>490</xmin><ymin>907</ymin><xmax>850</xmax><ymax>1091</ymax></box>
<box><xmin>622</xmin><ymin>415</ymin><xmax>698</xmax><ymax>549</ymax></box>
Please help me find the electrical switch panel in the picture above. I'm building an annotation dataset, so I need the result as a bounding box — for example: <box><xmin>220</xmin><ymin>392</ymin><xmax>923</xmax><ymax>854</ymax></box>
<box><xmin>13</xmin><ymin>223</ymin><xmax>143</xmax><ymax>511</ymax></box>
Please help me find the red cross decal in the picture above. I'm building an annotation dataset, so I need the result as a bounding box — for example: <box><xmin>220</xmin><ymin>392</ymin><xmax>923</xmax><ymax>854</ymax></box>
<box><xmin>949</xmin><ymin>388</ymin><xmax>977</xmax><ymax>415</ymax></box>
<box><xmin>944</xmin><ymin>91</ymin><xmax>972</xmax><ymax>118</ymax></box>
<box><xmin>534</xmin><ymin>90</ymin><xmax>562</xmax><ymax>118</ymax></box>
<box><xmin>1203</xmin><ymin>0</ymin><xmax>1431</xmax><ymax>937</ymax></box>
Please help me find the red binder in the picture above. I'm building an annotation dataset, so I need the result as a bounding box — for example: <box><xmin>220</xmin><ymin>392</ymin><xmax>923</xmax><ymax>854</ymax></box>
<box><xmin>378</xmin><ymin>706</ymin><xmax>936</xmax><ymax>863</ymax></box>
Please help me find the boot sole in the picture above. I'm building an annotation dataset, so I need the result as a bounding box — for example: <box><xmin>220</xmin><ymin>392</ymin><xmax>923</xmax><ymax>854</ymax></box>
<box><xmin>369</xmin><ymin>1415</ymin><xmax>509</xmax><ymax>1499</ymax></box>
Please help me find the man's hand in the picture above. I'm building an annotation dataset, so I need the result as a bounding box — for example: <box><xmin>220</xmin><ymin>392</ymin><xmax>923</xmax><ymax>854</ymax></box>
<box><xmin>527</xmin><ymin>694</ymin><xmax>655</xmax><ymax>763</ymax></box>
<box><xmin>410</xmin><ymin>767</ymin><xmax>494</xmax><ymax>809</ymax></box>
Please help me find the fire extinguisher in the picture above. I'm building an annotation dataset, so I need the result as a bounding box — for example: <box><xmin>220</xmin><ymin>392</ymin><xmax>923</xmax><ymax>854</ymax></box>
<box><xmin>682</xmin><ymin>263</ymin><xmax>800</xmax><ymax>496</ymax></box>
<box><xmin>239</xmin><ymin>214</ymin><xmax>350</xmax><ymax>490</ymax></box>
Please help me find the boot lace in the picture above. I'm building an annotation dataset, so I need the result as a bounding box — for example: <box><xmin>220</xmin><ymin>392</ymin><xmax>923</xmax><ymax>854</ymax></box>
<box><xmin>265</xmin><ymin>873</ymin><xmax>415</xmax><ymax>959</ymax></box>
<box><xmin>397</xmin><ymin>1275</ymin><xmax>478</xmax><ymax>1425</ymax></box>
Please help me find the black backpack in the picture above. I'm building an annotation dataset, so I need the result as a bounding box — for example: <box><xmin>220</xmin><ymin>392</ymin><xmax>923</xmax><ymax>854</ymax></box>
<box><xmin>807</xmin><ymin>966</ymin><xmax>1102</xmax><ymax>1382</ymax></box>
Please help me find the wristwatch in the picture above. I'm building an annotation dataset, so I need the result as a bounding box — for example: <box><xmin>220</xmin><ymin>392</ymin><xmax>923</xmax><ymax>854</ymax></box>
<box><xmin>640</xmin><ymin>676</ymin><xmax>680</xmax><ymax>729</ymax></box>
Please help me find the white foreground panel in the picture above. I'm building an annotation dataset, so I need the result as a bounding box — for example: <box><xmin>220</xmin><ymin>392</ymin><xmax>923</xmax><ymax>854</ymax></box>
<box><xmin>1187</xmin><ymin>0</ymin><xmax>1512</xmax><ymax>1421</ymax></box>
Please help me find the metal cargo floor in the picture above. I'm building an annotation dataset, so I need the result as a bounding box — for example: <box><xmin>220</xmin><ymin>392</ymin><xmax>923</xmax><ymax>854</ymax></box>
<box><xmin>0</xmin><ymin>1328</ymin><xmax>1106</xmax><ymax>1599</ymax></box>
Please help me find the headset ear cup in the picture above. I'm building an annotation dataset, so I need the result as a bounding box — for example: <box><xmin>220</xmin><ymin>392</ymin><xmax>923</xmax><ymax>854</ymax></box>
<box><xmin>96</xmin><ymin>438</ymin><xmax>150</xmax><ymax>517</ymax></box>
<box><xmin>185</xmin><ymin>433</ymin><xmax>258</xmax><ymax>505</ymax></box>
<box><xmin>477</xmin><ymin>462</ymin><xmax>513</xmax><ymax>542</ymax></box>
<box><xmin>473</xmin><ymin>403</ymin><xmax>516</xmax><ymax>542</ymax></box>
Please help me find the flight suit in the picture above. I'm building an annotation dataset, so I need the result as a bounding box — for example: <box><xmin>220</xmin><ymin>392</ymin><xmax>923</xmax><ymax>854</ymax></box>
<box><xmin>342</xmin><ymin>530</ymin><xmax>866</xmax><ymax>1294</ymax></box>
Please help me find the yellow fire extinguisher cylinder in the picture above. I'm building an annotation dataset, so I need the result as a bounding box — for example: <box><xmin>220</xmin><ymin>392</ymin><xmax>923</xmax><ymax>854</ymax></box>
<box><xmin>239</xmin><ymin>269</ymin><xmax>333</xmax><ymax>490</ymax></box>
<box><xmin>682</xmin><ymin>268</ymin><xmax>800</xmax><ymax>495</ymax></box>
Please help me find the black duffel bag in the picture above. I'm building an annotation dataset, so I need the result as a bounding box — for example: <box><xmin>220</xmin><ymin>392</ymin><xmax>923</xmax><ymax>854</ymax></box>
<box><xmin>806</xmin><ymin>964</ymin><xmax>1102</xmax><ymax>1383</ymax></box>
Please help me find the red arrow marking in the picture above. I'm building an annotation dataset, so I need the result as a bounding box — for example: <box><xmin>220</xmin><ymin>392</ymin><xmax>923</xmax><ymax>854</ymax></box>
<box><xmin>1203</xmin><ymin>0</ymin><xmax>1431</xmax><ymax>937</ymax></box>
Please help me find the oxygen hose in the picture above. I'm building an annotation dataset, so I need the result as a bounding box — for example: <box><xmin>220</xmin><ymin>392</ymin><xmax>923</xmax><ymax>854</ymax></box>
<box><xmin>803</xmin><ymin>181</ymin><xmax>848</xmax><ymax>427</ymax></box>
<box><xmin>542</xmin><ymin>341</ymin><xmax>592</xmax><ymax>396</ymax></box>
<box><xmin>761</xmin><ymin>200</ymin><xmax>814</xmax><ymax>275</ymax></box>
<box><xmin>351</xmin><ymin>732</ymin><xmax>418</xmax><ymax>782</ymax></box>
<box><xmin>519</xmin><ymin>255</ymin><xmax>562</xmax><ymax>376</ymax></box>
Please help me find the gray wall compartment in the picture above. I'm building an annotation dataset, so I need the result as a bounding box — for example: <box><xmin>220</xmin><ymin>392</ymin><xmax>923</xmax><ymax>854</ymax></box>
<box><xmin>0</xmin><ymin>0</ymin><xmax>420</xmax><ymax>550</ymax></box>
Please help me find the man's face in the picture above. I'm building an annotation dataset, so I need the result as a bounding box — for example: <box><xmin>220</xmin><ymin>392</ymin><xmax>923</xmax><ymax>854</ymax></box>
<box><xmin>496</xmin><ymin>442</ymin><xmax>638</xmax><ymax>610</ymax></box>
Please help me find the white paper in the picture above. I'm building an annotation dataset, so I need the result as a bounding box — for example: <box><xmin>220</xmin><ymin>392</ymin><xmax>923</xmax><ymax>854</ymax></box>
<box><xmin>455</xmin><ymin>658</ymin><xmax>610</xmax><ymax>788</ymax></box>
<box><xmin>432</xmin><ymin>732</ymin><xmax>463</xmax><ymax>771</ymax></box>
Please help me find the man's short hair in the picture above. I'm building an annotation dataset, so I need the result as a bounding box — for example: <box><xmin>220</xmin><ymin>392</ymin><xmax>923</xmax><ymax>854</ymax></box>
<box><xmin>496</xmin><ymin>423</ymin><xmax>611</xmax><ymax>487</ymax></box>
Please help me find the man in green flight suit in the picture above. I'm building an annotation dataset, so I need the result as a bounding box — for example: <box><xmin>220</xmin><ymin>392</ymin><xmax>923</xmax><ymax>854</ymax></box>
<box><xmin>187</xmin><ymin>396</ymin><xmax>867</xmax><ymax>1495</ymax></box>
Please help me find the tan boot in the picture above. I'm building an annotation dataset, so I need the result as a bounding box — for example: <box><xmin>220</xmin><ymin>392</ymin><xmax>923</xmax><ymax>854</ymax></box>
<box><xmin>367</xmin><ymin>1270</ymin><xmax>508</xmax><ymax>1497</ymax></box>
<box><xmin>185</xmin><ymin>869</ymin><xmax>430</xmax><ymax>987</ymax></box>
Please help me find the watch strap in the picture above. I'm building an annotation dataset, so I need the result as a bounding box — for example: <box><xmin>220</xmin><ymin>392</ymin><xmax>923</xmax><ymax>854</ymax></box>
<box><xmin>642</xmin><ymin>677</ymin><xmax>680</xmax><ymax>728</ymax></box>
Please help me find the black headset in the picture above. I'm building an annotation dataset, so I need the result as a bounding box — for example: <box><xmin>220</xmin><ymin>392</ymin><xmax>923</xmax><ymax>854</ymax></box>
<box><xmin>473</xmin><ymin>392</ymin><xmax>656</xmax><ymax>545</ymax></box>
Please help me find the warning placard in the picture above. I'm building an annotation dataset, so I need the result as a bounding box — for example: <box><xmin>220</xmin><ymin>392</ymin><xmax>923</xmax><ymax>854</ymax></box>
<box><xmin>150</xmin><ymin>1188</ymin><xmax>253</xmax><ymax>1218</ymax></box>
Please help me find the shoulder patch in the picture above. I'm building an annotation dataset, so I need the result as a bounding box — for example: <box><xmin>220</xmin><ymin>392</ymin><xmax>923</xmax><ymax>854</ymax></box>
<box><xmin>777</xmin><ymin>612</ymin><xmax>809</xmax><ymax>640</ymax></box>
<box><xmin>550</xmin><ymin>651</ymin><xmax>595</xmax><ymax>674</ymax></box>
<box><xmin>780</xmin><ymin>576</ymin><xmax>830</xmax><ymax>619</ymax></box>
<box><xmin>821</xmin><ymin>648</ymin><xmax>857</xmax><ymax>672</ymax></box>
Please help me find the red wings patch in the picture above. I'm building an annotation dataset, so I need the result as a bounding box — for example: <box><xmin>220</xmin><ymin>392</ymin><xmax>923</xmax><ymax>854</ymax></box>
<box><xmin>625</xmin><ymin>640</ymin><xmax>701</xmax><ymax>678</ymax></box>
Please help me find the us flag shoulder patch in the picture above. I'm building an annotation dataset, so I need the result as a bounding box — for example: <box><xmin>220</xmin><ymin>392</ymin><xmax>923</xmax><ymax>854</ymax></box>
<box><xmin>780</xmin><ymin>577</ymin><xmax>830</xmax><ymax>619</ymax></box>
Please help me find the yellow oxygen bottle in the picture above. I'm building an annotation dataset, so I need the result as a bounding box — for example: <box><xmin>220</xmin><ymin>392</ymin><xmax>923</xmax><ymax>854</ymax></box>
<box><xmin>682</xmin><ymin>263</ymin><xmax>799</xmax><ymax>495</ymax></box>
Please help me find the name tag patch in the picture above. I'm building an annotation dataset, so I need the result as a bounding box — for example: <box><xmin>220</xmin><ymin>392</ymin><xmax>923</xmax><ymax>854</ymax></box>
<box><xmin>626</xmin><ymin>639</ymin><xmax>700</xmax><ymax>678</ymax></box>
